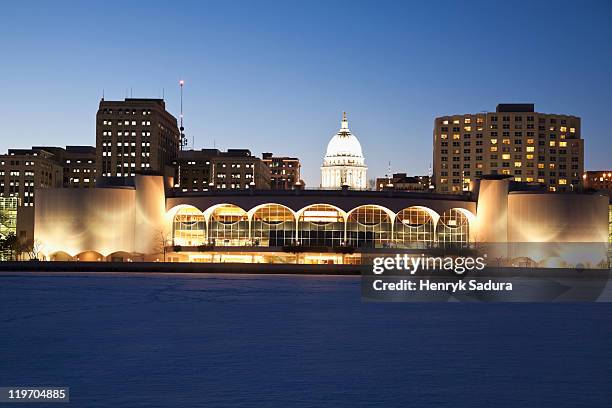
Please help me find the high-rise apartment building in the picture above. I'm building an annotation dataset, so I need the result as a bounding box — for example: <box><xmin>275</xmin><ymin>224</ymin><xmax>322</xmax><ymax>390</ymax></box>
<box><xmin>173</xmin><ymin>149</ymin><xmax>271</xmax><ymax>192</ymax></box>
<box><xmin>96</xmin><ymin>98</ymin><xmax>180</xmax><ymax>180</ymax></box>
<box><xmin>261</xmin><ymin>153</ymin><xmax>301</xmax><ymax>189</ymax></box>
<box><xmin>433</xmin><ymin>104</ymin><xmax>584</xmax><ymax>193</ymax></box>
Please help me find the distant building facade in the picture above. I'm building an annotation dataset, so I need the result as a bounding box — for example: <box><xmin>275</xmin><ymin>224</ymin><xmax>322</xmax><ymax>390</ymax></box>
<box><xmin>173</xmin><ymin>149</ymin><xmax>271</xmax><ymax>192</ymax></box>
<box><xmin>583</xmin><ymin>171</ymin><xmax>612</xmax><ymax>196</ymax></box>
<box><xmin>376</xmin><ymin>173</ymin><xmax>430</xmax><ymax>191</ymax></box>
<box><xmin>34</xmin><ymin>146</ymin><xmax>96</xmax><ymax>188</ymax></box>
<box><xmin>321</xmin><ymin>113</ymin><xmax>367</xmax><ymax>189</ymax></box>
<box><xmin>433</xmin><ymin>104</ymin><xmax>584</xmax><ymax>193</ymax></box>
<box><xmin>0</xmin><ymin>148</ymin><xmax>63</xmax><ymax>207</ymax></box>
<box><xmin>262</xmin><ymin>153</ymin><xmax>301</xmax><ymax>189</ymax></box>
<box><xmin>96</xmin><ymin>98</ymin><xmax>180</xmax><ymax>180</ymax></box>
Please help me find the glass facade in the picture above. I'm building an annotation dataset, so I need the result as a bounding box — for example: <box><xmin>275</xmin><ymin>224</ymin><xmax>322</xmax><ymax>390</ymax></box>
<box><xmin>297</xmin><ymin>204</ymin><xmax>345</xmax><ymax>247</ymax></box>
<box><xmin>170</xmin><ymin>203</ymin><xmax>474</xmax><ymax>248</ymax></box>
<box><xmin>173</xmin><ymin>206</ymin><xmax>206</xmax><ymax>246</ymax></box>
<box><xmin>436</xmin><ymin>209</ymin><xmax>471</xmax><ymax>246</ymax></box>
<box><xmin>346</xmin><ymin>205</ymin><xmax>392</xmax><ymax>248</ymax></box>
<box><xmin>394</xmin><ymin>207</ymin><xmax>436</xmax><ymax>248</ymax></box>
<box><xmin>208</xmin><ymin>204</ymin><xmax>250</xmax><ymax>246</ymax></box>
<box><xmin>251</xmin><ymin>204</ymin><xmax>295</xmax><ymax>247</ymax></box>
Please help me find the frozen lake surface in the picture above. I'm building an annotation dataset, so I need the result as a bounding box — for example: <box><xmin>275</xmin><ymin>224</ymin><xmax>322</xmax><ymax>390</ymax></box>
<box><xmin>1</xmin><ymin>272</ymin><xmax>611</xmax><ymax>407</ymax></box>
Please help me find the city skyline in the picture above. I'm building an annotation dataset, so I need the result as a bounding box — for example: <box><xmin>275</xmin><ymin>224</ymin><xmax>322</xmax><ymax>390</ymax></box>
<box><xmin>1</xmin><ymin>1</ymin><xmax>611</xmax><ymax>186</ymax></box>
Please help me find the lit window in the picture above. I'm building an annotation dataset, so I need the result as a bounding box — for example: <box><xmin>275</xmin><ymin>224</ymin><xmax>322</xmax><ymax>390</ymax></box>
<box><xmin>559</xmin><ymin>141</ymin><xmax>567</xmax><ymax>147</ymax></box>
<box><xmin>549</xmin><ymin>141</ymin><xmax>556</xmax><ymax>147</ymax></box>
<box><xmin>502</xmin><ymin>154</ymin><xmax>511</xmax><ymax>160</ymax></box>
<box><xmin>559</xmin><ymin>179</ymin><xmax>567</xmax><ymax>185</ymax></box>
<box><xmin>569</xmin><ymin>127</ymin><xmax>576</xmax><ymax>133</ymax></box>
<box><xmin>514</xmin><ymin>162</ymin><xmax>522</xmax><ymax>167</ymax></box>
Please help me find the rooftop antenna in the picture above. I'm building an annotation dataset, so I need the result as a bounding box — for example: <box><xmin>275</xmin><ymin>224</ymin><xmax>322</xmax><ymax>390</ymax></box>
<box><xmin>162</xmin><ymin>88</ymin><xmax>165</xmax><ymax>99</ymax></box>
<box><xmin>102</xmin><ymin>89</ymin><xmax>105</xmax><ymax>101</ymax></box>
<box><xmin>386</xmin><ymin>161</ymin><xmax>393</xmax><ymax>188</ymax></box>
<box><xmin>130</xmin><ymin>87</ymin><xmax>133</xmax><ymax>98</ymax></box>
<box><xmin>179</xmin><ymin>79</ymin><xmax>187</xmax><ymax>150</ymax></box>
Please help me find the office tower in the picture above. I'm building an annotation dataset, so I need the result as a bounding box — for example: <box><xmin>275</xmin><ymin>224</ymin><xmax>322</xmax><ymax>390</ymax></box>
<box><xmin>96</xmin><ymin>98</ymin><xmax>180</xmax><ymax>180</ymax></box>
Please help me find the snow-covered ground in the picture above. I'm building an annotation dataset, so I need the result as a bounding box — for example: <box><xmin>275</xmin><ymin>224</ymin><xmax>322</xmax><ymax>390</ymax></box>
<box><xmin>1</xmin><ymin>272</ymin><xmax>611</xmax><ymax>407</ymax></box>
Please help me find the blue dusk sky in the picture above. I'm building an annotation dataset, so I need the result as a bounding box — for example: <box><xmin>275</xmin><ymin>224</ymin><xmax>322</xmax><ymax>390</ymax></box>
<box><xmin>0</xmin><ymin>0</ymin><xmax>610</xmax><ymax>185</ymax></box>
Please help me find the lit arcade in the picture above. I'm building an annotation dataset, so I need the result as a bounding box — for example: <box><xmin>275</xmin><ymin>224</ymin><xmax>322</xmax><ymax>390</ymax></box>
<box><xmin>34</xmin><ymin>175</ymin><xmax>609</xmax><ymax>266</ymax></box>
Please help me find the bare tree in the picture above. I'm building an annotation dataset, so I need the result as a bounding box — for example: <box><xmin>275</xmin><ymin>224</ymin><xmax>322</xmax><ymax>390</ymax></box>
<box><xmin>153</xmin><ymin>228</ymin><xmax>171</xmax><ymax>262</ymax></box>
<box><xmin>26</xmin><ymin>239</ymin><xmax>44</xmax><ymax>261</ymax></box>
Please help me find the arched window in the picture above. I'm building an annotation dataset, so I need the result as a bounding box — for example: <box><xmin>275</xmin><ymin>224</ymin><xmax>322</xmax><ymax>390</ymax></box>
<box><xmin>436</xmin><ymin>209</ymin><xmax>471</xmax><ymax>247</ymax></box>
<box><xmin>297</xmin><ymin>204</ymin><xmax>345</xmax><ymax>247</ymax></box>
<box><xmin>346</xmin><ymin>205</ymin><xmax>392</xmax><ymax>248</ymax></box>
<box><xmin>173</xmin><ymin>206</ymin><xmax>206</xmax><ymax>246</ymax></box>
<box><xmin>208</xmin><ymin>204</ymin><xmax>249</xmax><ymax>246</ymax></box>
<box><xmin>251</xmin><ymin>204</ymin><xmax>296</xmax><ymax>247</ymax></box>
<box><xmin>394</xmin><ymin>207</ymin><xmax>436</xmax><ymax>248</ymax></box>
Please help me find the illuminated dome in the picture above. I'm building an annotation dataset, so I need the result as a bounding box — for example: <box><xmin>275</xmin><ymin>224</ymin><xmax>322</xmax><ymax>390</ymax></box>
<box><xmin>325</xmin><ymin>114</ymin><xmax>364</xmax><ymax>158</ymax></box>
<box><xmin>321</xmin><ymin>112</ymin><xmax>367</xmax><ymax>189</ymax></box>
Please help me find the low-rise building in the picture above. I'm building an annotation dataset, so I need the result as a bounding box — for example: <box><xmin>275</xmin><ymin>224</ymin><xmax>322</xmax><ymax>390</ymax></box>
<box><xmin>262</xmin><ymin>153</ymin><xmax>302</xmax><ymax>189</ymax></box>
<box><xmin>173</xmin><ymin>149</ymin><xmax>271</xmax><ymax>192</ymax></box>
<box><xmin>376</xmin><ymin>173</ymin><xmax>430</xmax><ymax>191</ymax></box>
<box><xmin>34</xmin><ymin>146</ymin><xmax>97</xmax><ymax>188</ymax></box>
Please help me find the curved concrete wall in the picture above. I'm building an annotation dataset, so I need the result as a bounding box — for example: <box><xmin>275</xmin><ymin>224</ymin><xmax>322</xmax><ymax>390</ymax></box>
<box><xmin>508</xmin><ymin>193</ymin><xmax>609</xmax><ymax>243</ymax></box>
<box><xmin>134</xmin><ymin>175</ymin><xmax>166</xmax><ymax>255</ymax></box>
<box><xmin>35</xmin><ymin>187</ymin><xmax>136</xmax><ymax>257</ymax></box>
<box><xmin>475</xmin><ymin>178</ymin><xmax>509</xmax><ymax>242</ymax></box>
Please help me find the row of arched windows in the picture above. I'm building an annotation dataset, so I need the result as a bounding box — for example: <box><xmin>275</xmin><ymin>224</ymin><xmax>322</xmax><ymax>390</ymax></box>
<box><xmin>172</xmin><ymin>203</ymin><xmax>473</xmax><ymax>248</ymax></box>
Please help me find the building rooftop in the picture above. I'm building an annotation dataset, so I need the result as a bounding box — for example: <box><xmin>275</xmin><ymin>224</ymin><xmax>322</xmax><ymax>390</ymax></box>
<box><xmin>496</xmin><ymin>103</ymin><xmax>535</xmax><ymax>113</ymax></box>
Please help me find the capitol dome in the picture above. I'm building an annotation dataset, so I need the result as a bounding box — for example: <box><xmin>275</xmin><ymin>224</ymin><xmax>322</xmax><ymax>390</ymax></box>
<box><xmin>321</xmin><ymin>112</ymin><xmax>368</xmax><ymax>190</ymax></box>
<box><xmin>325</xmin><ymin>114</ymin><xmax>364</xmax><ymax>158</ymax></box>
